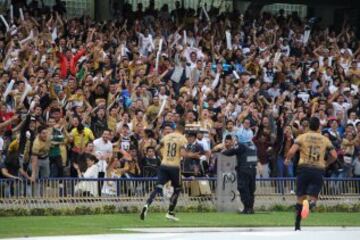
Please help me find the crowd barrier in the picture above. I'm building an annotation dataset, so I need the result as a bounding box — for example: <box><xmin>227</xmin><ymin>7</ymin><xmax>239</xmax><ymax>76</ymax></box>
<box><xmin>0</xmin><ymin>177</ymin><xmax>359</xmax><ymax>209</ymax></box>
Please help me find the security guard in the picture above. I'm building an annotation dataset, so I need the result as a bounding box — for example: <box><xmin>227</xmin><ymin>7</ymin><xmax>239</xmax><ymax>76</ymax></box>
<box><xmin>221</xmin><ymin>134</ymin><xmax>257</xmax><ymax>214</ymax></box>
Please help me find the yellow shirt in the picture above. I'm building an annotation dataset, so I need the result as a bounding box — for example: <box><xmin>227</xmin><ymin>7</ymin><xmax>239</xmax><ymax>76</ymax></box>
<box><xmin>349</xmin><ymin>68</ymin><xmax>360</xmax><ymax>85</ymax></box>
<box><xmin>8</xmin><ymin>139</ymin><xmax>19</xmax><ymax>152</ymax></box>
<box><xmin>295</xmin><ymin>131</ymin><xmax>334</xmax><ymax>169</ymax></box>
<box><xmin>107</xmin><ymin>116</ymin><xmax>117</xmax><ymax>132</ymax></box>
<box><xmin>70</xmin><ymin>127</ymin><xmax>95</xmax><ymax>150</ymax></box>
<box><xmin>32</xmin><ymin>137</ymin><xmax>51</xmax><ymax>158</ymax></box>
<box><xmin>201</xmin><ymin>119</ymin><xmax>214</xmax><ymax>130</ymax></box>
<box><xmin>160</xmin><ymin>132</ymin><xmax>188</xmax><ymax>167</ymax></box>
<box><xmin>131</xmin><ymin>118</ymin><xmax>148</xmax><ymax>130</ymax></box>
<box><xmin>124</xmin><ymin>160</ymin><xmax>141</xmax><ymax>176</ymax></box>
<box><xmin>146</xmin><ymin>104</ymin><xmax>160</xmax><ymax>123</ymax></box>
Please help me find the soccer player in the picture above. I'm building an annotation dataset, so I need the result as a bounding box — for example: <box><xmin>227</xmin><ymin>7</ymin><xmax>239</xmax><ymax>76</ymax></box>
<box><xmin>140</xmin><ymin>123</ymin><xmax>188</xmax><ymax>221</ymax></box>
<box><xmin>285</xmin><ymin>117</ymin><xmax>337</xmax><ymax>231</ymax></box>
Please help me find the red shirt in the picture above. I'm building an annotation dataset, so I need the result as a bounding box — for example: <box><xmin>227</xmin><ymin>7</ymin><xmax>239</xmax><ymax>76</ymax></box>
<box><xmin>0</xmin><ymin>111</ymin><xmax>14</xmax><ymax>130</ymax></box>
<box><xmin>57</xmin><ymin>49</ymin><xmax>86</xmax><ymax>79</ymax></box>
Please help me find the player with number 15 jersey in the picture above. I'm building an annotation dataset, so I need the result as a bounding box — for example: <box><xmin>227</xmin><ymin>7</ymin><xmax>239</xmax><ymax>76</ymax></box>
<box><xmin>295</xmin><ymin>131</ymin><xmax>334</xmax><ymax>169</ymax></box>
<box><xmin>285</xmin><ymin>117</ymin><xmax>337</xmax><ymax>231</ymax></box>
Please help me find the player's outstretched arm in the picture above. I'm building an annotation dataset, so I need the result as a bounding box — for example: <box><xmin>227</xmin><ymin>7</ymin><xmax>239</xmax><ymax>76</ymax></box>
<box><xmin>285</xmin><ymin>144</ymin><xmax>299</xmax><ymax>165</ymax></box>
<box><xmin>326</xmin><ymin>149</ymin><xmax>338</xmax><ymax>167</ymax></box>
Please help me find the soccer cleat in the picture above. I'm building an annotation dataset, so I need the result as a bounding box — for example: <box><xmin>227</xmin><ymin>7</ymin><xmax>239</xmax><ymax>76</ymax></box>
<box><xmin>247</xmin><ymin>208</ymin><xmax>255</xmax><ymax>214</ymax></box>
<box><xmin>239</xmin><ymin>208</ymin><xmax>249</xmax><ymax>214</ymax></box>
<box><xmin>240</xmin><ymin>208</ymin><xmax>254</xmax><ymax>214</ymax></box>
<box><xmin>301</xmin><ymin>199</ymin><xmax>309</xmax><ymax>219</ymax></box>
<box><xmin>140</xmin><ymin>205</ymin><xmax>148</xmax><ymax>220</ymax></box>
<box><xmin>166</xmin><ymin>212</ymin><xmax>179</xmax><ymax>221</ymax></box>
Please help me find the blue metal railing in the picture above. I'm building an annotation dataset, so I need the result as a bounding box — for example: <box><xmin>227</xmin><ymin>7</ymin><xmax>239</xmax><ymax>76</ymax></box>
<box><xmin>1</xmin><ymin>177</ymin><xmax>359</xmax><ymax>181</ymax></box>
<box><xmin>0</xmin><ymin>177</ymin><xmax>359</xmax><ymax>199</ymax></box>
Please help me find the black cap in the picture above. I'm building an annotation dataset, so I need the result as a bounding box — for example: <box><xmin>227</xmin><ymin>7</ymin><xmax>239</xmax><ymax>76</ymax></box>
<box><xmin>187</xmin><ymin>132</ymin><xmax>197</xmax><ymax>138</ymax></box>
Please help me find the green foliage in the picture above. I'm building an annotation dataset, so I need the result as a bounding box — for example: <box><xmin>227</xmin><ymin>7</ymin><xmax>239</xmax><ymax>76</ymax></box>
<box><xmin>30</xmin><ymin>208</ymin><xmax>46</xmax><ymax>216</ymax></box>
<box><xmin>0</xmin><ymin>203</ymin><xmax>359</xmax><ymax>217</ymax></box>
<box><xmin>102</xmin><ymin>205</ymin><xmax>116</xmax><ymax>214</ymax></box>
<box><xmin>270</xmin><ymin>204</ymin><xmax>288</xmax><ymax>212</ymax></box>
<box><xmin>94</xmin><ymin>207</ymin><xmax>102</xmax><ymax>214</ymax></box>
<box><xmin>63</xmin><ymin>208</ymin><xmax>76</xmax><ymax>216</ymax></box>
<box><xmin>129</xmin><ymin>206</ymin><xmax>139</xmax><ymax>213</ymax></box>
<box><xmin>44</xmin><ymin>208</ymin><xmax>62</xmax><ymax>216</ymax></box>
<box><xmin>74</xmin><ymin>206</ymin><xmax>92</xmax><ymax>215</ymax></box>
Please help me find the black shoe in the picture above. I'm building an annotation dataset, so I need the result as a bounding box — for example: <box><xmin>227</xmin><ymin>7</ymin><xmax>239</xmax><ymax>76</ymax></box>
<box><xmin>247</xmin><ymin>208</ymin><xmax>255</xmax><ymax>214</ymax></box>
<box><xmin>240</xmin><ymin>208</ymin><xmax>250</xmax><ymax>214</ymax></box>
<box><xmin>140</xmin><ymin>205</ymin><xmax>148</xmax><ymax>220</ymax></box>
<box><xmin>295</xmin><ymin>221</ymin><xmax>301</xmax><ymax>231</ymax></box>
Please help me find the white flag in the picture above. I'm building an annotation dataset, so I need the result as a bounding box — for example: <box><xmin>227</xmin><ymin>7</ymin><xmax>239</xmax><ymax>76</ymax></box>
<box><xmin>0</xmin><ymin>15</ymin><xmax>10</xmax><ymax>31</ymax></box>
<box><xmin>155</xmin><ymin>38</ymin><xmax>163</xmax><ymax>72</ymax></box>
<box><xmin>19</xmin><ymin>8</ymin><xmax>25</xmax><ymax>21</ymax></box>
<box><xmin>3</xmin><ymin>80</ymin><xmax>15</xmax><ymax>100</ymax></box>
<box><xmin>225</xmin><ymin>30</ymin><xmax>232</xmax><ymax>50</ymax></box>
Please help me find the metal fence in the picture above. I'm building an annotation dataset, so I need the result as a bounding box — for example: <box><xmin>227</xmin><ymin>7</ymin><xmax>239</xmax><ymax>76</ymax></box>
<box><xmin>0</xmin><ymin>177</ymin><xmax>359</xmax><ymax>209</ymax></box>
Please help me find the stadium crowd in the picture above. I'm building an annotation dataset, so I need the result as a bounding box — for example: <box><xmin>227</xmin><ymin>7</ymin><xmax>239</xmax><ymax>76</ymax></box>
<box><xmin>0</xmin><ymin>0</ymin><xmax>360</xmax><ymax>193</ymax></box>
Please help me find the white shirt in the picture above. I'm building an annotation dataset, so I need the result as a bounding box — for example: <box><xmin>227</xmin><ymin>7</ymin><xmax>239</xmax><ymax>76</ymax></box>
<box><xmin>83</xmin><ymin>164</ymin><xmax>99</xmax><ymax>178</ymax></box>
<box><xmin>347</xmin><ymin>119</ymin><xmax>360</xmax><ymax>127</ymax></box>
<box><xmin>322</xmin><ymin>72</ymin><xmax>333</xmax><ymax>87</ymax></box>
<box><xmin>93</xmin><ymin>138</ymin><xmax>113</xmax><ymax>172</ymax></box>
<box><xmin>197</xmin><ymin>138</ymin><xmax>210</xmax><ymax>152</ymax></box>
<box><xmin>280</xmin><ymin>44</ymin><xmax>290</xmax><ymax>57</ymax></box>
<box><xmin>332</xmin><ymin>102</ymin><xmax>352</xmax><ymax>115</ymax></box>
<box><xmin>75</xmin><ymin>164</ymin><xmax>100</xmax><ymax>196</ymax></box>
<box><xmin>262</xmin><ymin>67</ymin><xmax>276</xmax><ymax>83</ymax></box>
<box><xmin>236</xmin><ymin>126</ymin><xmax>254</xmax><ymax>144</ymax></box>
<box><xmin>94</xmin><ymin>138</ymin><xmax>113</xmax><ymax>155</ymax></box>
<box><xmin>138</xmin><ymin>33</ymin><xmax>154</xmax><ymax>56</ymax></box>
<box><xmin>0</xmin><ymin>137</ymin><xmax>4</xmax><ymax>152</ymax></box>
<box><xmin>353</xmin><ymin>159</ymin><xmax>360</xmax><ymax>176</ymax></box>
<box><xmin>297</xmin><ymin>92</ymin><xmax>310</xmax><ymax>103</ymax></box>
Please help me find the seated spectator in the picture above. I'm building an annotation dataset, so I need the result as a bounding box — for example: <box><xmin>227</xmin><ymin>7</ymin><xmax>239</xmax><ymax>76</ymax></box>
<box><xmin>102</xmin><ymin>149</ymin><xmax>132</xmax><ymax>196</ymax></box>
<box><xmin>74</xmin><ymin>154</ymin><xmax>99</xmax><ymax>196</ymax></box>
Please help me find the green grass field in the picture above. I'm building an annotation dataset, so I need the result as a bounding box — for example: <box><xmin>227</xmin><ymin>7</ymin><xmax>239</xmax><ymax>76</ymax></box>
<box><xmin>0</xmin><ymin>212</ymin><xmax>359</xmax><ymax>239</ymax></box>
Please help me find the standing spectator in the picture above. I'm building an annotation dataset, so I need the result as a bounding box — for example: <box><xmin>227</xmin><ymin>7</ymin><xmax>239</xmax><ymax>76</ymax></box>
<box><xmin>183</xmin><ymin>132</ymin><xmax>204</xmax><ymax>177</ymax></box>
<box><xmin>277</xmin><ymin>126</ymin><xmax>295</xmax><ymax>178</ymax></box>
<box><xmin>253</xmin><ymin>117</ymin><xmax>276</xmax><ymax>178</ymax></box>
<box><xmin>93</xmin><ymin>129</ymin><xmax>113</xmax><ymax>175</ymax></box>
<box><xmin>30</xmin><ymin>125</ymin><xmax>51</xmax><ymax>181</ymax></box>
<box><xmin>47</xmin><ymin>116</ymin><xmax>66</xmax><ymax>178</ymax></box>
<box><xmin>142</xmin><ymin>146</ymin><xmax>160</xmax><ymax>177</ymax></box>
<box><xmin>235</xmin><ymin>118</ymin><xmax>254</xmax><ymax>145</ymax></box>
<box><xmin>123</xmin><ymin>146</ymin><xmax>141</xmax><ymax>178</ymax></box>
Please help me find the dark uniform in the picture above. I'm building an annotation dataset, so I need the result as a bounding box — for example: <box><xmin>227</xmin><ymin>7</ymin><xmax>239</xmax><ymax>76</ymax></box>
<box><xmin>223</xmin><ymin>142</ymin><xmax>257</xmax><ymax>213</ymax></box>
<box><xmin>294</xmin><ymin>131</ymin><xmax>334</xmax><ymax>197</ymax></box>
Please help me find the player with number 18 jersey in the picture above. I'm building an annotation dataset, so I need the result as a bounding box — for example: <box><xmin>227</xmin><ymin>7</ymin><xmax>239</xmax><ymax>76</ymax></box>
<box><xmin>140</xmin><ymin>124</ymin><xmax>188</xmax><ymax>222</ymax></box>
<box><xmin>160</xmin><ymin>132</ymin><xmax>187</xmax><ymax>167</ymax></box>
